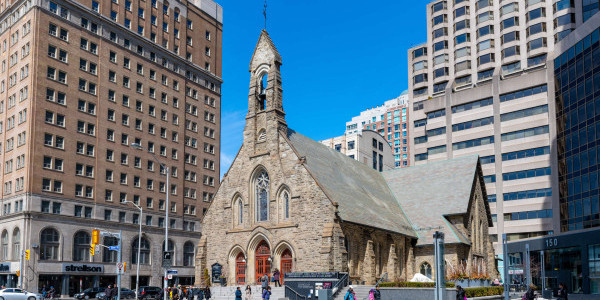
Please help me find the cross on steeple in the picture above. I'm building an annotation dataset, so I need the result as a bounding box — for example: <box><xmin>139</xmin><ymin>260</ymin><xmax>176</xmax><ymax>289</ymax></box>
<box><xmin>263</xmin><ymin>0</ymin><xmax>267</xmax><ymax>30</ymax></box>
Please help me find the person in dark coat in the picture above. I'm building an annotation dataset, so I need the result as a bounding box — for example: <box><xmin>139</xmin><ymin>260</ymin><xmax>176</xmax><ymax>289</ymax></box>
<box><xmin>456</xmin><ymin>285</ymin><xmax>466</xmax><ymax>300</ymax></box>
<box><xmin>525</xmin><ymin>284</ymin><xmax>536</xmax><ymax>300</ymax></box>
<box><xmin>105</xmin><ymin>285</ymin><xmax>114</xmax><ymax>300</ymax></box>
<box><xmin>234</xmin><ymin>287</ymin><xmax>242</xmax><ymax>300</ymax></box>
<box><xmin>557</xmin><ymin>282</ymin><xmax>568</xmax><ymax>300</ymax></box>
<box><xmin>373</xmin><ymin>286</ymin><xmax>381</xmax><ymax>300</ymax></box>
<box><xmin>203</xmin><ymin>287</ymin><xmax>211</xmax><ymax>300</ymax></box>
<box><xmin>272</xmin><ymin>270</ymin><xmax>281</xmax><ymax>287</ymax></box>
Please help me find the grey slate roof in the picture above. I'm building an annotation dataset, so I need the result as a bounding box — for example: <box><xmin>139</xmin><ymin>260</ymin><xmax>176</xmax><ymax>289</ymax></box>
<box><xmin>286</xmin><ymin>129</ymin><xmax>417</xmax><ymax>238</ymax></box>
<box><xmin>382</xmin><ymin>156</ymin><xmax>480</xmax><ymax>245</ymax></box>
<box><xmin>285</xmin><ymin>129</ymin><xmax>481</xmax><ymax>246</ymax></box>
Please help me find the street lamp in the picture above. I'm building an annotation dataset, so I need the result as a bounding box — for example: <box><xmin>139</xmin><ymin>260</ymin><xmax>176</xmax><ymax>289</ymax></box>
<box><xmin>131</xmin><ymin>143</ymin><xmax>170</xmax><ymax>300</ymax></box>
<box><xmin>124</xmin><ymin>200</ymin><xmax>142</xmax><ymax>300</ymax></box>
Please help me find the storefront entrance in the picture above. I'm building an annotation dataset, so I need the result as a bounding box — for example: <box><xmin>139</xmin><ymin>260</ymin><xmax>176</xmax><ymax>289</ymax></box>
<box><xmin>100</xmin><ymin>276</ymin><xmax>117</xmax><ymax>288</ymax></box>
<box><xmin>39</xmin><ymin>275</ymin><xmax>63</xmax><ymax>294</ymax></box>
<box><xmin>0</xmin><ymin>274</ymin><xmax>17</xmax><ymax>288</ymax></box>
<box><xmin>255</xmin><ymin>241</ymin><xmax>271</xmax><ymax>284</ymax></box>
<box><xmin>68</xmin><ymin>275</ymin><xmax>95</xmax><ymax>296</ymax></box>
<box><xmin>130</xmin><ymin>276</ymin><xmax>150</xmax><ymax>289</ymax></box>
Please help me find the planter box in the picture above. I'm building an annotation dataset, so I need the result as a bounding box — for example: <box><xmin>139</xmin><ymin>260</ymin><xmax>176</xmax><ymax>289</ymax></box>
<box><xmin>452</xmin><ymin>279</ymin><xmax>490</xmax><ymax>288</ymax></box>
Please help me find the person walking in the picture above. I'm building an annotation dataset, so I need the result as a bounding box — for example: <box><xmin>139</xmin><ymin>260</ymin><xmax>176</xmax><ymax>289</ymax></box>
<box><xmin>456</xmin><ymin>285</ymin><xmax>466</xmax><ymax>300</ymax></box>
<box><xmin>261</xmin><ymin>274</ymin><xmax>269</xmax><ymax>296</ymax></box>
<box><xmin>203</xmin><ymin>287</ymin><xmax>211</xmax><ymax>300</ymax></box>
<box><xmin>344</xmin><ymin>286</ymin><xmax>356</xmax><ymax>300</ymax></box>
<box><xmin>272</xmin><ymin>269</ymin><xmax>281</xmax><ymax>287</ymax></box>
<box><xmin>105</xmin><ymin>285</ymin><xmax>113</xmax><ymax>300</ymax></box>
<box><xmin>368</xmin><ymin>289</ymin><xmax>375</xmax><ymax>300</ymax></box>
<box><xmin>262</xmin><ymin>286</ymin><xmax>271</xmax><ymax>300</ymax></box>
<box><xmin>524</xmin><ymin>284</ymin><xmax>536</xmax><ymax>300</ymax></box>
<box><xmin>557</xmin><ymin>282</ymin><xmax>568</xmax><ymax>300</ymax></box>
<box><xmin>234</xmin><ymin>287</ymin><xmax>242</xmax><ymax>300</ymax></box>
<box><xmin>373</xmin><ymin>286</ymin><xmax>381</xmax><ymax>300</ymax></box>
<box><xmin>244</xmin><ymin>286</ymin><xmax>252</xmax><ymax>300</ymax></box>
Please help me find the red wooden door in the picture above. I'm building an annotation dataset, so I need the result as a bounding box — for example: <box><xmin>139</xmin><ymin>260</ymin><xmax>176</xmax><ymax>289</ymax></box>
<box><xmin>236</xmin><ymin>253</ymin><xmax>246</xmax><ymax>285</ymax></box>
<box><xmin>280</xmin><ymin>249</ymin><xmax>293</xmax><ymax>284</ymax></box>
<box><xmin>255</xmin><ymin>241</ymin><xmax>271</xmax><ymax>284</ymax></box>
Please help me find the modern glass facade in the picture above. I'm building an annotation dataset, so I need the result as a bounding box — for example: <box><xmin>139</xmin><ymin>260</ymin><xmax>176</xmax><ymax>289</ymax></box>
<box><xmin>554</xmin><ymin>26</ymin><xmax>600</xmax><ymax>232</ymax></box>
<box><xmin>506</xmin><ymin>228</ymin><xmax>600</xmax><ymax>296</ymax></box>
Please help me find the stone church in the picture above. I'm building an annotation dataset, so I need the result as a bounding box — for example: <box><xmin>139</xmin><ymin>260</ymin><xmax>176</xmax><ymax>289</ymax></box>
<box><xmin>195</xmin><ymin>30</ymin><xmax>497</xmax><ymax>286</ymax></box>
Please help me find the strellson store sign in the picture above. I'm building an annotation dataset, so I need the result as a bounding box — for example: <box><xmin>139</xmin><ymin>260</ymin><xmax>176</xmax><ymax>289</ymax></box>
<box><xmin>62</xmin><ymin>264</ymin><xmax>104</xmax><ymax>273</ymax></box>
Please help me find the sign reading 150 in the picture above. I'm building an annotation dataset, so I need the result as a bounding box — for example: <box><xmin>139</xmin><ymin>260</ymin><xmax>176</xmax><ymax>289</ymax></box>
<box><xmin>545</xmin><ymin>238</ymin><xmax>558</xmax><ymax>247</ymax></box>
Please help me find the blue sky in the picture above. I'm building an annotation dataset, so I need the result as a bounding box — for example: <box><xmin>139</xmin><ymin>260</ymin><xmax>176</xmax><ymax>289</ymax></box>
<box><xmin>219</xmin><ymin>1</ymin><xmax>429</xmax><ymax>177</ymax></box>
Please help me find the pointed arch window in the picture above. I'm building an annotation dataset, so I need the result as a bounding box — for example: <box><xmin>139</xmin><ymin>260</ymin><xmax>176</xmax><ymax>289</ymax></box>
<box><xmin>258</xmin><ymin>72</ymin><xmax>267</xmax><ymax>111</ymax></box>
<box><xmin>256</xmin><ymin>171</ymin><xmax>269</xmax><ymax>222</ymax></box>
<box><xmin>420</xmin><ymin>262</ymin><xmax>432</xmax><ymax>279</ymax></box>
<box><xmin>238</xmin><ymin>198</ymin><xmax>244</xmax><ymax>225</ymax></box>
<box><xmin>283</xmin><ymin>190</ymin><xmax>290</xmax><ymax>219</ymax></box>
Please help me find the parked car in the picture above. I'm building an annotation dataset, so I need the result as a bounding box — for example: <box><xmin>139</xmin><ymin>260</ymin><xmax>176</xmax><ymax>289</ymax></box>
<box><xmin>97</xmin><ymin>288</ymin><xmax>136</xmax><ymax>300</ymax></box>
<box><xmin>137</xmin><ymin>287</ymin><xmax>162</xmax><ymax>300</ymax></box>
<box><xmin>0</xmin><ymin>288</ymin><xmax>42</xmax><ymax>300</ymax></box>
<box><xmin>74</xmin><ymin>287</ymin><xmax>105</xmax><ymax>300</ymax></box>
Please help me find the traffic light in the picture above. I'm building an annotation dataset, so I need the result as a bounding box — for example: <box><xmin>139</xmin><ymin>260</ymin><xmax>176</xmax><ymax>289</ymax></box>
<box><xmin>24</xmin><ymin>250</ymin><xmax>29</xmax><ymax>260</ymax></box>
<box><xmin>15</xmin><ymin>271</ymin><xmax>20</xmax><ymax>277</ymax></box>
<box><xmin>123</xmin><ymin>262</ymin><xmax>126</xmax><ymax>272</ymax></box>
<box><xmin>92</xmin><ymin>229</ymin><xmax>100</xmax><ymax>244</ymax></box>
<box><xmin>90</xmin><ymin>243</ymin><xmax>95</xmax><ymax>256</ymax></box>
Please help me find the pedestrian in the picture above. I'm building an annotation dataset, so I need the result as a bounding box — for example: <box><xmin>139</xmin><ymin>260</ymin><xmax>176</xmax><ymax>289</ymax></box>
<box><xmin>261</xmin><ymin>274</ymin><xmax>269</xmax><ymax>296</ymax></box>
<box><xmin>197</xmin><ymin>287</ymin><xmax>204</xmax><ymax>300</ymax></box>
<box><xmin>456</xmin><ymin>285</ymin><xmax>466</xmax><ymax>300</ymax></box>
<box><xmin>368</xmin><ymin>289</ymin><xmax>375</xmax><ymax>300</ymax></box>
<box><xmin>373</xmin><ymin>286</ymin><xmax>381</xmax><ymax>300</ymax></box>
<box><xmin>262</xmin><ymin>286</ymin><xmax>271</xmax><ymax>300</ymax></box>
<box><xmin>524</xmin><ymin>284</ymin><xmax>536</xmax><ymax>300</ymax></box>
<box><xmin>244</xmin><ymin>286</ymin><xmax>252</xmax><ymax>300</ymax></box>
<box><xmin>203</xmin><ymin>287</ymin><xmax>211</xmax><ymax>300</ymax></box>
<box><xmin>557</xmin><ymin>282</ymin><xmax>568</xmax><ymax>300</ymax></box>
<box><xmin>234</xmin><ymin>287</ymin><xmax>242</xmax><ymax>300</ymax></box>
<box><xmin>272</xmin><ymin>269</ymin><xmax>281</xmax><ymax>287</ymax></box>
<box><xmin>105</xmin><ymin>285</ymin><xmax>113</xmax><ymax>300</ymax></box>
<box><xmin>344</xmin><ymin>286</ymin><xmax>356</xmax><ymax>300</ymax></box>
<box><xmin>41</xmin><ymin>285</ymin><xmax>47</xmax><ymax>299</ymax></box>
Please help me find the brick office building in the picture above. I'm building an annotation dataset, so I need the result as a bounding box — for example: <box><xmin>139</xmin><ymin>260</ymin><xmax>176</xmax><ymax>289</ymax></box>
<box><xmin>0</xmin><ymin>0</ymin><xmax>222</xmax><ymax>295</ymax></box>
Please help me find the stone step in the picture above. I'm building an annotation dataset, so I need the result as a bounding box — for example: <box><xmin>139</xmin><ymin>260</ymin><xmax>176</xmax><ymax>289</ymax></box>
<box><xmin>209</xmin><ymin>286</ymin><xmax>285</xmax><ymax>300</ymax></box>
<box><xmin>333</xmin><ymin>286</ymin><xmax>375</xmax><ymax>300</ymax></box>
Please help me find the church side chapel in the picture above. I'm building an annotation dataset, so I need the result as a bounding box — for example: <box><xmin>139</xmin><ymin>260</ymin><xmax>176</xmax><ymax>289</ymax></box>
<box><xmin>195</xmin><ymin>30</ymin><xmax>497</xmax><ymax>286</ymax></box>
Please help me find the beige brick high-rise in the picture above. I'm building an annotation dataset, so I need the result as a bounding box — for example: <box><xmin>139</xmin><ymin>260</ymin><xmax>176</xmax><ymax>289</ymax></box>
<box><xmin>0</xmin><ymin>0</ymin><xmax>222</xmax><ymax>293</ymax></box>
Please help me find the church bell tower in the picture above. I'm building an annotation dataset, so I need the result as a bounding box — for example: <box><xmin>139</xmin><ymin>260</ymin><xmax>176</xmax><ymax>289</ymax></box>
<box><xmin>243</xmin><ymin>30</ymin><xmax>286</xmax><ymax>154</ymax></box>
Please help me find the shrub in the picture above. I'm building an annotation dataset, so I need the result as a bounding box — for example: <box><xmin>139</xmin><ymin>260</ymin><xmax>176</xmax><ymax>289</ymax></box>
<box><xmin>378</xmin><ymin>282</ymin><xmax>455</xmax><ymax>288</ymax></box>
<box><xmin>464</xmin><ymin>287</ymin><xmax>503</xmax><ymax>297</ymax></box>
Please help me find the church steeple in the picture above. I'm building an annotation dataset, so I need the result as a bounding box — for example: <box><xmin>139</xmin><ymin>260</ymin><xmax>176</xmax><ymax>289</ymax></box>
<box><xmin>243</xmin><ymin>30</ymin><xmax>286</xmax><ymax>153</ymax></box>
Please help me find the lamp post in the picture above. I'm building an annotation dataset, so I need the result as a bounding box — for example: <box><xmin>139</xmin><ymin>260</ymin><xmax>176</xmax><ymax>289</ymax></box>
<box><xmin>124</xmin><ymin>201</ymin><xmax>142</xmax><ymax>300</ymax></box>
<box><xmin>131</xmin><ymin>143</ymin><xmax>169</xmax><ymax>300</ymax></box>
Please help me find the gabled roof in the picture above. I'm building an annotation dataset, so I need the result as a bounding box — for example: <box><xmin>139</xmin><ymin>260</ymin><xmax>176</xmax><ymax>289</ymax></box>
<box><xmin>249</xmin><ymin>30</ymin><xmax>282</xmax><ymax>70</ymax></box>
<box><xmin>285</xmin><ymin>129</ymin><xmax>417</xmax><ymax>238</ymax></box>
<box><xmin>382</xmin><ymin>155</ymin><xmax>481</xmax><ymax>245</ymax></box>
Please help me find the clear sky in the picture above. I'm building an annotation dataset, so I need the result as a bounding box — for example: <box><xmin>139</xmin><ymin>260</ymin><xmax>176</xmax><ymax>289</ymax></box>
<box><xmin>219</xmin><ymin>1</ymin><xmax>429</xmax><ymax>177</ymax></box>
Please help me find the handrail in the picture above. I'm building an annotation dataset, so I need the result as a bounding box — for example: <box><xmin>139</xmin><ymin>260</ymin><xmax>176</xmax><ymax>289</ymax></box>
<box><xmin>284</xmin><ymin>285</ymin><xmax>307</xmax><ymax>300</ymax></box>
<box><xmin>332</xmin><ymin>272</ymin><xmax>349</xmax><ymax>298</ymax></box>
<box><xmin>375</xmin><ymin>272</ymin><xmax>388</xmax><ymax>286</ymax></box>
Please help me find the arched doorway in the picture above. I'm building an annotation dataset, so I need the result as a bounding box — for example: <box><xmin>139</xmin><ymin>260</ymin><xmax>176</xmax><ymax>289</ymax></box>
<box><xmin>280</xmin><ymin>249</ymin><xmax>292</xmax><ymax>284</ymax></box>
<box><xmin>255</xmin><ymin>241</ymin><xmax>271</xmax><ymax>284</ymax></box>
<box><xmin>236</xmin><ymin>253</ymin><xmax>246</xmax><ymax>285</ymax></box>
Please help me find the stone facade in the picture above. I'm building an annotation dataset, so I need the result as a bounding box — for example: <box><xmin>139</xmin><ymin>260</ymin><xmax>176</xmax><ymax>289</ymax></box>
<box><xmin>196</xmin><ymin>30</ymin><xmax>498</xmax><ymax>287</ymax></box>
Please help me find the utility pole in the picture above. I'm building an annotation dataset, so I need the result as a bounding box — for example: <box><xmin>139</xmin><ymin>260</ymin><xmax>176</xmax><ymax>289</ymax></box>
<box><xmin>18</xmin><ymin>249</ymin><xmax>24</xmax><ymax>288</ymax></box>
<box><xmin>433</xmin><ymin>231</ymin><xmax>446</xmax><ymax>300</ymax></box>
<box><xmin>117</xmin><ymin>230</ymin><xmax>122</xmax><ymax>300</ymax></box>
<box><xmin>164</xmin><ymin>165</ymin><xmax>170</xmax><ymax>300</ymax></box>
<box><xmin>503</xmin><ymin>234</ymin><xmax>509</xmax><ymax>300</ymax></box>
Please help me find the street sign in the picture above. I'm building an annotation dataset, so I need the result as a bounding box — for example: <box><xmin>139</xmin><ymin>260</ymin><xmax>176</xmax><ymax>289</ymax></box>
<box><xmin>162</xmin><ymin>251</ymin><xmax>173</xmax><ymax>268</ymax></box>
<box><xmin>167</xmin><ymin>270</ymin><xmax>178</xmax><ymax>274</ymax></box>
<box><xmin>116</xmin><ymin>262</ymin><xmax>125</xmax><ymax>274</ymax></box>
<box><xmin>109</xmin><ymin>246</ymin><xmax>120</xmax><ymax>251</ymax></box>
